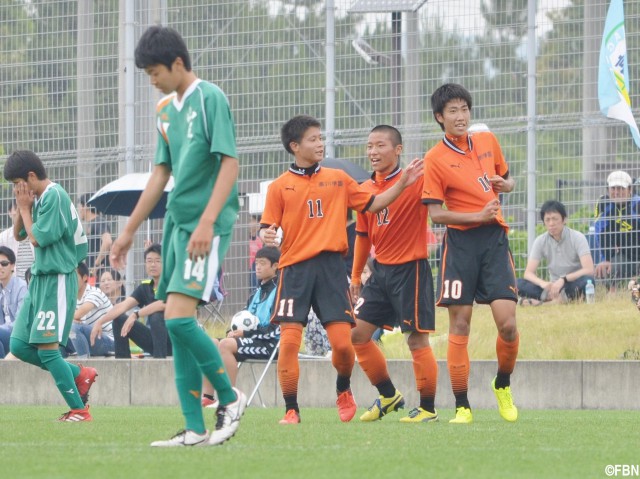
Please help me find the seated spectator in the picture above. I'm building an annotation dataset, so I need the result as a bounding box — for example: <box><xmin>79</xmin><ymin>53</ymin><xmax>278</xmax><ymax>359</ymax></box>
<box><xmin>97</xmin><ymin>268</ymin><xmax>126</xmax><ymax>305</ymax></box>
<box><xmin>77</xmin><ymin>193</ymin><xmax>113</xmax><ymax>278</ymax></box>
<box><xmin>248</xmin><ymin>214</ymin><xmax>264</xmax><ymax>291</ymax></box>
<box><xmin>90</xmin><ymin>243</ymin><xmax>170</xmax><ymax>358</ymax></box>
<box><xmin>517</xmin><ymin>200</ymin><xmax>595</xmax><ymax>305</ymax></box>
<box><xmin>0</xmin><ymin>202</ymin><xmax>34</xmax><ymax>281</ymax></box>
<box><xmin>0</xmin><ymin>246</ymin><xmax>28</xmax><ymax>358</ymax></box>
<box><xmin>202</xmin><ymin>246</ymin><xmax>281</xmax><ymax>407</ymax></box>
<box><xmin>594</xmin><ymin>171</ymin><xmax>640</xmax><ymax>288</ymax></box>
<box><xmin>71</xmin><ymin>262</ymin><xmax>115</xmax><ymax>358</ymax></box>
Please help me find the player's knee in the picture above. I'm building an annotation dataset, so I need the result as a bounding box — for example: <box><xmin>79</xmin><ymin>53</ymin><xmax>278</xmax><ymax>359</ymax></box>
<box><xmin>406</xmin><ymin>331</ymin><xmax>430</xmax><ymax>350</ymax></box>
<box><xmin>497</xmin><ymin>320</ymin><xmax>518</xmax><ymax>341</ymax></box>
<box><xmin>219</xmin><ymin>338</ymin><xmax>235</xmax><ymax>353</ymax></box>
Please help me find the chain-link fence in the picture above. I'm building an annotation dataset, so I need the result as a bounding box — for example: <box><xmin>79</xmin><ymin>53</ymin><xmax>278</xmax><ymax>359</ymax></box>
<box><xmin>1</xmin><ymin>0</ymin><xmax>639</xmax><ymax>314</ymax></box>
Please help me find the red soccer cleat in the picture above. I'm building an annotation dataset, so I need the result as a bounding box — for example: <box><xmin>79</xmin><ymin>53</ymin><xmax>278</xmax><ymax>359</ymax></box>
<box><xmin>75</xmin><ymin>365</ymin><xmax>98</xmax><ymax>405</ymax></box>
<box><xmin>58</xmin><ymin>406</ymin><xmax>92</xmax><ymax>422</ymax></box>
<box><xmin>336</xmin><ymin>389</ymin><xmax>357</xmax><ymax>422</ymax></box>
<box><xmin>278</xmin><ymin>409</ymin><xmax>301</xmax><ymax>424</ymax></box>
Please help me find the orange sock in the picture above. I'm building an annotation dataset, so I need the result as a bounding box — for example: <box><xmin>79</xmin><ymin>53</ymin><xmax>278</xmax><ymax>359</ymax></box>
<box><xmin>411</xmin><ymin>346</ymin><xmax>438</xmax><ymax>411</ymax></box>
<box><xmin>325</xmin><ymin>322</ymin><xmax>355</xmax><ymax>390</ymax></box>
<box><xmin>278</xmin><ymin>324</ymin><xmax>303</xmax><ymax>409</ymax></box>
<box><xmin>496</xmin><ymin>333</ymin><xmax>519</xmax><ymax>375</ymax></box>
<box><xmin>447</xmin><ymin>334</ymin><xmax>469</xmax><ymax>397</ymax></box>
<box><xmin>353</xmin><ymin>340</ymin><xmax>390</xmax><ymax>386</ymax></box>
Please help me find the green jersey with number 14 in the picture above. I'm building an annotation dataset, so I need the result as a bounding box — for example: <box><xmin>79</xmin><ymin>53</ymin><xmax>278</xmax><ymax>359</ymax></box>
<box><xmin>155</xmin><ymin>79</ymin><xmax>239</xmax><ymax>234</ymax></box>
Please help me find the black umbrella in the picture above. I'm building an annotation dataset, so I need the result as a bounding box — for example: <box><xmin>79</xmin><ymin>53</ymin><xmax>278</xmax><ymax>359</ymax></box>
<box><xmin>321</xmin><ymin>158</ymin><xmax>370</xmax><ymax>184</ymax></box>
<box><xmin>87</xmin><ymin>173</ymin><xmax>174</xmax><ymax>219</ymax></box>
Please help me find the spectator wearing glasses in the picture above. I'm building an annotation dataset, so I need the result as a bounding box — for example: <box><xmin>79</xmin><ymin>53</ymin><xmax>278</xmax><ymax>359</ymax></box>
<box><xmin>90</xmin><ymin>243</ymin><xmax>170</xmax><ymax>358</ymax></box>
<box><xmin>0</xmin><ymin>246</ymin><xmax>28</xmax><ymax>358</ymax></box>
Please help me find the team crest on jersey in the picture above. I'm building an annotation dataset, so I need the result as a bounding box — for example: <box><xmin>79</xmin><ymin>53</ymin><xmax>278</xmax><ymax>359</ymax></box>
<box><xmin>186</xmin><ymin>107</ymin><xmax>197</xmax><ymax>139</ymax></box>
<box><xmin>318</xmin><ymin>181</ymin><xmax>344</xmax><ymax>187</ymax></box>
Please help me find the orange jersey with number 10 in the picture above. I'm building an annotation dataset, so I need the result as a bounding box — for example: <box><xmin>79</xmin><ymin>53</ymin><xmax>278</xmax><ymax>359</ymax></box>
<box><xmin>356</xmin><ymin>169</ymin><xmax>428</xmax><ymax>264</ymax></box>
<box><xmin>261</xmin><ymin>165</ymin><xmax>374</xmax><ymax>268</ymax></box>
<box><xmin>421</xmin><ymin>131</ymin><xmax>509</xmax><ymax>232</ymax></box>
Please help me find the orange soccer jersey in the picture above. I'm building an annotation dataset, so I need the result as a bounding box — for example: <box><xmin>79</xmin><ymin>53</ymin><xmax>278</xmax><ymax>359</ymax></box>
<box><xmin>261</xmin><ymin>165</ymin><xmax>374</xmax><ymax>268</ymax></box>
<box><xmin>355</xmin><ymin>168</ymin><xmax>428</xmax><ymax>265</ymax></box>
<box><xmin>421</xmin><ymin>131</ymin><xmax>509</xmax><ymax>231</ymax></box>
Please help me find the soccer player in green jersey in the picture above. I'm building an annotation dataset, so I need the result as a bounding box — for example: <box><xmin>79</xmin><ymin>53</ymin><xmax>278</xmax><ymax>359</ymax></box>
<box><xmin>110</xmin><ymin>26</ymin><xmax>246</xmax><ymax>447</ymax></box>
<box><xmin>3</xmin><ymin>150</ymin><xmax>98</xmax><ymax>422</ymax></box>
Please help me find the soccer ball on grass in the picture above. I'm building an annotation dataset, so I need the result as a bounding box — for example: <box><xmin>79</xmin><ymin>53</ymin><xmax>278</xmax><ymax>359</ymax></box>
<box><xmin>230</xmin><ymin>310</ymin><xmax>259</xmax><ymax>332</ymax></box>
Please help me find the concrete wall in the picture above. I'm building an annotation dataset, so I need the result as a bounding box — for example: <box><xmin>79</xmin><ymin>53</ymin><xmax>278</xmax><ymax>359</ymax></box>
<box><xmin>1</xmin><ymin>359</ymin><xmax>638</xmax><ymax>410</ymax></box>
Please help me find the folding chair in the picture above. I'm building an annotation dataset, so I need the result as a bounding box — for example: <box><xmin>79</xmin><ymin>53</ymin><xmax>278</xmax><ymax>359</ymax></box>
<box><xmin>238</xmin><ymin>339</ymin><xmax>280</xmax><ymax>408</ymax></box>
<box><xmin>197</xmin><ymin>269</ymin><xmax>228</xmax><ymax>329</ymax></box>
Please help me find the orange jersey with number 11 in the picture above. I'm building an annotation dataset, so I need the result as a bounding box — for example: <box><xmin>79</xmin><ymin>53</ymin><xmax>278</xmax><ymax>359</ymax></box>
<box><xmin>261</xmin><ymin>165</ymin><xmax>374</xmax><ymax>268</ymax></box>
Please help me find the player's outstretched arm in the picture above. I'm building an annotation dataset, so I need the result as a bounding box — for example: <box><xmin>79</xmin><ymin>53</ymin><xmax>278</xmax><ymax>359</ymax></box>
<box><xmin>110</xmin><ymin>165</ymin><xmax>171</xmax><ymax>269</ymax></box>
<box><xmin>368</xmin><ymin>158</ymin><xmax>424</xmax><ymax>213</ymax></box>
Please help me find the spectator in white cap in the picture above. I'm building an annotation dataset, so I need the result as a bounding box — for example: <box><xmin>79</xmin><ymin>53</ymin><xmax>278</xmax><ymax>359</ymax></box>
<box><xmin>594</xmin><ymin>170</ymin><xmax>640</xmax><ymax>289</ymax></box>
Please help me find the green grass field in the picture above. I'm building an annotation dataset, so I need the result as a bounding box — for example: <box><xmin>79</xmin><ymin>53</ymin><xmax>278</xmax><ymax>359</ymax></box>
<box><xmin>2</xmin><ymin>406</ymin><xmax>639</xmax><ymax>479</ymax></box>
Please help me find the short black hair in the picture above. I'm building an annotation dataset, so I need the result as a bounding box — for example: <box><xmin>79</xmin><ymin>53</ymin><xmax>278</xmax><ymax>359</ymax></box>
<box><xmin>430</xmin><ymin>83</ymin><xmax>473</xmax><ymax>132</ymax></box>
<box><xmin>135</xmin><ymin>26</ymin><xmax>191</xmax><ymax>71</ymax></box>
<box><xmin>78</xmin><ymin>193</ymin><xmax>96</xmax><ymax>212</ymax></box>
<box><xmin>370</xmin><ymin>125</ymin><xmax>403</xmax><ymax>147</ymax></box>
<box><xmin>255</xmin><ymin>246</ymin><xmax>280</xmax><ymax>265</ymax></box>
<box><xmin>281</xmin><ymin>115</ymin><xmax>321</xmax><ymax>155</ymax></box>
<box><xmin>540</xmin><ymin>200</ymin><xmax>567</xmax><ymax>222</ymax></box>
<box><xmin>3</xmin><ymin>150</ymin><xmax>47</xmax><ymax>182</ymax></box>
<box><xmin>144</xmin><ymin>243</ymin><xmax>162</xmax><ymax>259</ymax></box>
<box><xmin>77</xmin><ymin>262</ymin><xmax>90</xmax><ymax>278</ymax></box>
<box><xmin>0</xmin><ymin>245</ymin><xmax>16</xmax><ymax>264</ymax></box>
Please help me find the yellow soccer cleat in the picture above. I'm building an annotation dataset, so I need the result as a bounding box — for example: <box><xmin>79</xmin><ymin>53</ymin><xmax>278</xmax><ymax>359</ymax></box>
<box><xmin>449</xmin><ymin>406</ymin><xmax>473</xmax><ymax>424</ymax></box>
<box><xmin>492</xmin><ymin>378</ymin><xmax>518</xmax><ymax>422</ymax></box>
<box><xmin>399</xmin><ymin>407</ymin><xmax>438</xmax><ymax>423</ymax></box>
<box><xmin>360</xmin><ymin>390</ymin><xmax>405</xmax><ymax>422</ymax></box>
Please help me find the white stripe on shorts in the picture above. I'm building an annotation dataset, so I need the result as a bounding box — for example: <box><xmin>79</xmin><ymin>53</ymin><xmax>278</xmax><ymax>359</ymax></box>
<box><xmin>201</xmin><ymin>236</ymin><xmax>221</xmax><ymax>302</ymax></box>
<box><xmin>57</xmin><ymin>274</ymin><xmax>67</xmax><ymax>343</ymax></box>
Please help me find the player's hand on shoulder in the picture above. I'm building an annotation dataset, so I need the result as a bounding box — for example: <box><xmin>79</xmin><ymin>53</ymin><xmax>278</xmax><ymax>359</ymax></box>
<box><xmin>400</xmin><ymin>158</ymin><xmax>424</xmax><ymax>187</ymax></box>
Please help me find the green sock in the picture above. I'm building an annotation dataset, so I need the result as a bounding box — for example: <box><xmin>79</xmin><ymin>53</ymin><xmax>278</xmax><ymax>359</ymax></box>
<box><xmin>167</xmin><ymin>318</ymin><xmax>235</xmax><ymax>404</ymax></box>
<box><xmin>67</xmin><ymin>361</ymin><xmax>81</xmax><ymax>377</ymax></box>
<box><xmin>10</xmin><ymin>337</ymin><xmax>46</xmax><ymax>370</ymax></box>
<box><xmin>165</xmin><ymin>325</ymin><xmax>205</xmax><ymax>434</ymax></box>
<box><xmin>38</xmin><ymin>349</ymin><xmax>84</xmax><ymax>410</ymax></box>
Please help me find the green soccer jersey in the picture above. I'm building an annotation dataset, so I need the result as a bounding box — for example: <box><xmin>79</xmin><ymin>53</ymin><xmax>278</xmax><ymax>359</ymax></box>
<box><xmin>155</xmin><ymin>79</ymin><xmax>239</xmax><ymax>233</ymax></box>
<box><xmin>30</xmin><ymin>183</ymin><xmax>88</xmax><ymax>275</ymax></box>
